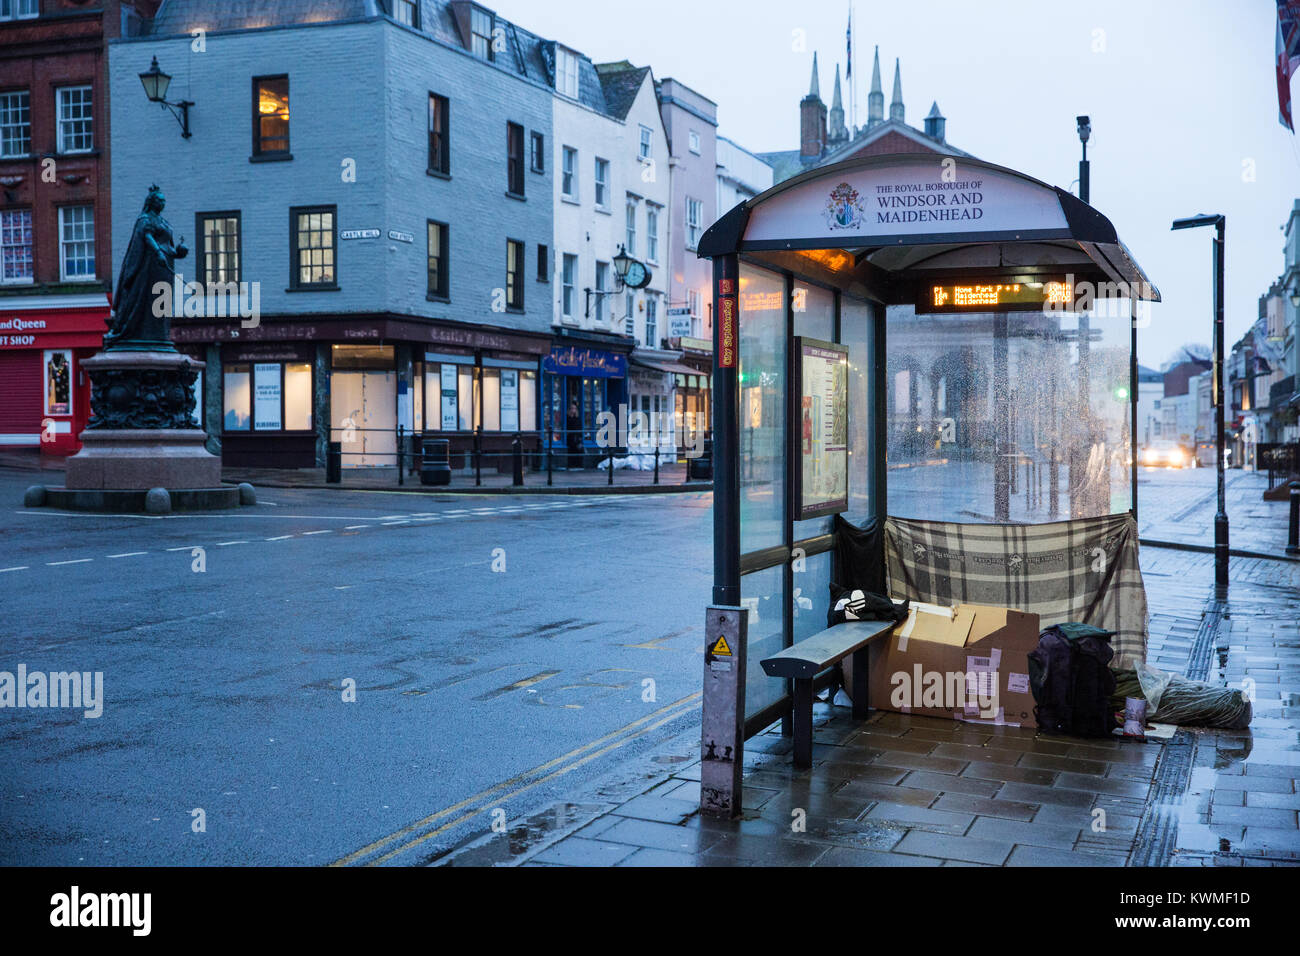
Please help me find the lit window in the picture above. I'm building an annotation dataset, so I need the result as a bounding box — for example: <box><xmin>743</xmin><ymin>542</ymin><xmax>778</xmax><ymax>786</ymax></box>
<box><xmin>0</xmin><ymin>208</ymin><xmax>33</xmax><ymax>284</ymax></box>
<box><xmin>58</xmin><ymin>205</ymin><xmax>95</xmax><ymax>281</ymax></box>
<box><xmin>253</xmin><ymin>76</ymin><xmax>289</xmax><ymax>156</ymax></box>
<box><xmin>56</xmin><ymin>86</ymin><xmax>93</xmax><ymax>154</ymax></box>
<box><xmin>0</xmin><ymin>90</ymin><xmax>30</xmax><ymax>157</ymax></box>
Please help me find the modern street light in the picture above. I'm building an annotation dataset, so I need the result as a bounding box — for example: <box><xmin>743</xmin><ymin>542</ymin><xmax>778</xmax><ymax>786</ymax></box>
<box><xmin>139</xmin><ymin>56</ymin><xmax>194</xmax><ymax>139</ymax></box>
<box><xmin>1076</xmin><ymin>115</ymin><xmax>1091</xmax><ymax>204</ymax></box>
<box><xmin>1171</xmin><ymin>212</ymin><xmax>1228</xmax><ymax>598</ymax></box>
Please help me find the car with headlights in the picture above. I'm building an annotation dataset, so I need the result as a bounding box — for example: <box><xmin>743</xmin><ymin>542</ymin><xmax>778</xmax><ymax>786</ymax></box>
<box><xmin>1139</xmin><ymin>440</ymin><xmax>1192</xmax><ymax>468</ymax></box>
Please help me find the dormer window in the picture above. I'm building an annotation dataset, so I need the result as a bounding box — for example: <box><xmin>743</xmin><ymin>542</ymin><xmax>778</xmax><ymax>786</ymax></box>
<box><xmin>555</xmin><ymin>46</ymin><xmax>579</xmax><ymax>99</ymax></box>
<box><xmin>470</xmin><ymin>7</ymin><xmax>494</xmax><ymax>60</ymax></box>
<box><xmin>392</xmin><ymin>0</ymin><xmax>418</xmax><ymax>27</ymax></box>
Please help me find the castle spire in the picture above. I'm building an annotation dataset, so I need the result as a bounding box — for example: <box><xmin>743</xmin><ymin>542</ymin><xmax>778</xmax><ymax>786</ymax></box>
<box><xmin>809</xmin><ymin>51</ymin><xmax>820</xmax><ymax>99</ymax></box>
<box><xmin>890</xmin><ymin>58</ymin><xmax>904</xmax><ymax>122</ymax></box>
<box><xmin>828</xmin><ymin>63</ymin><xmax>847</xmax><ymax>143</ymax></box>
<box><xmin>867</xmin><ymin>46</ymin><xmax>883</xmax><ymax>127</ymax></box>
<box><xmin>832</xmin><ymin>63</ymin><xmax>843</xmax><ymax>109</ymax></box>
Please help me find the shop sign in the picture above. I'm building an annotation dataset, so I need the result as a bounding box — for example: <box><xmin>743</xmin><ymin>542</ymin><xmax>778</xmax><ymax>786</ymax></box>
<box><xmin>668</xmin><ymin>315</ymin><xmax>692</xmax><ymax>338</ymax></box>
<box><xmin>542</xmin><ymin>346</ymin><xmax>626</xmax><ymax>378</ymax></box>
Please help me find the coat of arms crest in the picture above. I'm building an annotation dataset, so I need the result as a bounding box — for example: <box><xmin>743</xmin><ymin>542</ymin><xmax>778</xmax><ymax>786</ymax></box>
<box><xmin>824</xmin><ymin>182</ymin><xmax>865</xmax><ymax>230</ymax></box>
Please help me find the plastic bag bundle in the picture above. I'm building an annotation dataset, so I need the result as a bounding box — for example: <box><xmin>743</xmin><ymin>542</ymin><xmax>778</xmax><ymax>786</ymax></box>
<box><xmin>1111</xmin><ymin>663</ymin><xmax>1252</xmax><ymax>730</ymax></box>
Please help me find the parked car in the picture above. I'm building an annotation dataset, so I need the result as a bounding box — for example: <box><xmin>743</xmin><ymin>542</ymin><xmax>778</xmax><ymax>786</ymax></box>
<box><xmin>1139</xmin><ymin>440</ymin><xmax>1192</xmax><ymax>468</ymax></box>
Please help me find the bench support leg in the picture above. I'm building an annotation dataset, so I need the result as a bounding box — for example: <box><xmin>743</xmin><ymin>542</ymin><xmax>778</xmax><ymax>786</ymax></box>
<box><xmin>852</xmin><ymin>651</ymin><xmax>870</xmax><ymax>721</ymax></box>
<box><xmin>793</xmin><ymin>678</ymin><xmax>813</xmax><ymax>770</ymax></box>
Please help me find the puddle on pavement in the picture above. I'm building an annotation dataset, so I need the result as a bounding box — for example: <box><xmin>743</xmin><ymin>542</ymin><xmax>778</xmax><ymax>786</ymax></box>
<box><xmin>431</xmin><ymin>801</ymin><xmax>607</xmax><ymax>866</ymax></box>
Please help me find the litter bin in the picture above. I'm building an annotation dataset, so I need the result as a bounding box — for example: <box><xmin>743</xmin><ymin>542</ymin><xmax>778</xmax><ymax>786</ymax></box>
<box><xmin>420</xmin><ymin>436</ymin><xmax>451</xmax><ymax>486</ymax></box>
<box><xmin>688</xmin><ymin>440</ymin><xmax>712</xmax><ymax>481</ymax></box>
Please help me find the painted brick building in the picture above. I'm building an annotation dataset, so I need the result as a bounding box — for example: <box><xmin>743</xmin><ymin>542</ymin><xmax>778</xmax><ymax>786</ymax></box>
<box><xmin>108</xmin><ymin>0</ymin><xmax>555</xmax><ymax>469</ymax></box>
<box><xmin>0</xmin><ymin>0</ymin><xmax>160</xmax><ymax>455</ymax></box>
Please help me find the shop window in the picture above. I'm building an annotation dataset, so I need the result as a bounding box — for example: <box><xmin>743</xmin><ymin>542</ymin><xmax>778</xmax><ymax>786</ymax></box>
<box><xmin>427</xmin><ymin>220</ymin><xmax>449</xmax><ymax>298</ymax></box>
<box><xmin>428</xmin><ymin>93</ymin><xmax>449</xmax><ymax>175</ymax></box>
<box><xmin>458</xmin><ymin>366</ymin><xmax>474</xmax><ymax>430</ymax></box>
<box><xmin>56</xmin><ymin>86</ymin><xmax>92</xmax><ymax>154</ymax></box>
<box><xmin>481</xmin><ymin>369</ymin><xmax>501</xmax><ymax>431</ymax></box>
<box><xmin>223</xmin><ymin>361</ymin><xmax>313</xmax><ymax>432</ymax></box>
<box><xmin>253</xmin><ymin>76</ymin><xmax>289</xmax><ymax>158</ymax></box>
<box><xmin>58</xmin><ymin>205</ymin><xmax>94</xmax><ymax>282</ymax></box>
<box><xmin>507</xmin><ymin>122</ymin><xmax>525</xmax><ymax>197</ymax></box>
<box><xmin>223</xmin><ymin>364</ymin><xmax>252</xmax><ymax>431</ymax></box>
<box><xmin>44</xmin><ymin>351</ymin><xmax>72</xmax><ymax>416</ymax></box>
<box><xmin>519</xmin><ymin>370</ymin><xmax>536</xmax><ymax>431</ymax></box>
<box><xmin>290</xmin><ymin>205</ymin><xmax>336</xmax><ymax>289</ymax></box>
<box><xmin>0</xmin><ymin>208</ymin><xmax>33</xmax><ymax>284</ymax></box>
<box><xmin>0</xmin><ymin>89</ymin><xmax>30</xmax><ymax>158</ymax></box>
<box><xmin>197</xmin><ymin>212</ymin><xmax>240</xmax><ymax>284</ymax></box>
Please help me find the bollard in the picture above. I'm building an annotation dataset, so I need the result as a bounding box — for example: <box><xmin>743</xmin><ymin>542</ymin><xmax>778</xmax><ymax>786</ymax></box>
<box><xmin>326</xmin><ymin>441</ymin><xmax>342</xmax><ymax>484</ymax></box>
<box><xmin>1288</xmin><ymin>481</ymin><xmax>1299</xmax><ymax>556</ymax></box>
<box><xmin>546</xmin><ymin>438</ymin><xmax>553</xmax><ymax>487</ymax></box>
<box><xmin>397</xmin><ymin>424</ymin><xmax>404</xmax><ymax>486</ymax></box>
<box><xmin>474</xmin><ymin>426</ymin><xmax>482</xmax><ymax>487</ymax></box>
<box><xmin>701</xmin><ymin>606</ymin><xmax>747</xmax><ymax>818</ymax></box>
<box><xmin>512</xmin><ymin>433</ymin><xmax>523</xmax><ymax>487</ymax></box>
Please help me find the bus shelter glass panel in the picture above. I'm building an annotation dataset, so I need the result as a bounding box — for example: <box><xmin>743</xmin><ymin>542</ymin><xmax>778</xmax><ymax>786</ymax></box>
<box><xmin>841</xmin><ymin>296</ymin><xmax>874</xmax><ymax>525</ymax></box>
<box><xmin>741</xmin><ymin>565</ymin><xmax>785</xmax><ymax>719</ymax></box>
<box><xmin>738</xmin><ymin>263</ymin><xmax>786</xmax><ymax>553</ymax></box>
<box><xmin>885</xmin><ymin>302</ymin><xmax>1133</xmax><ymax>523</ymax></box>
<box><xmin>792</xmin><ymin>550</ymin><xmax>833</xmax><ymax>644</ymax></box>
<box><xmin>793</xmin><ymin>282</ymin><xmax>837</xmax><ymax>539</ymax></box>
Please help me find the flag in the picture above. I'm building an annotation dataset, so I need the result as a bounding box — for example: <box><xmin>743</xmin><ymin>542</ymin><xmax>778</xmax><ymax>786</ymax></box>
<box><xmin>1278</xmin><ymin>0</ymin><xmax>1300</xmax><ymax>130</ymax></box>
<box><xmin>846</xmin><ymin>6</ymin><xmax>852</xmax><ymax>78</ymax></box>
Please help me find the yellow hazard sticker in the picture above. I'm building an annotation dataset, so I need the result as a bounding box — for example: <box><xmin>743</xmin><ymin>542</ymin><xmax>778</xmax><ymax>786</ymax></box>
<box><xmin>710</xmin><ymin>635</ymin><xmax>733</xmax><ymax>657</ymax></box>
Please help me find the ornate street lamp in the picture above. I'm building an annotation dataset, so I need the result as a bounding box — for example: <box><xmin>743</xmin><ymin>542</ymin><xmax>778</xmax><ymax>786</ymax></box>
<box><xmin>139</xmin><ymin>57</ymin><xmax>194</xmax><ymax>139</ymax></box>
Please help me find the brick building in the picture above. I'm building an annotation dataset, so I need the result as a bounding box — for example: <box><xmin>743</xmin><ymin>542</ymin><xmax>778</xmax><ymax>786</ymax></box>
<box><xmin>0</xmin><ymin>0</ymin><xmax>159</xmax><ymax>455</ymax></box>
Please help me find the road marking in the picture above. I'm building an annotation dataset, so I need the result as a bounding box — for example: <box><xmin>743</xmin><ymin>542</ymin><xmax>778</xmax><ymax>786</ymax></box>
<box><xmin>472</xmin><ymin>669</ymin><xmax>561</xmax><ymax>701</ymax></box>
<box><xmin>330</xmin><ymin>691</ymin><xmax>701</xmax><ymax>867</ymax></box>
<box><xmin>302</xmin><ymin>530</ymin><xmax>332</xmax><ymax>536</ymax></box>
<box><xmin>165</xmin><ymin>546</ymin><xmax>195</xmax><ymax>552</ymax></box>
<box><xmin>47</xmin><ymin>558</ymin><xmax>92</xmax><ymax>566</ymax></box>
<box><xmin>381</xmin><ymin>521</ymin><xmax>410</xmax><ymax>526</ymax></box>
<box><xmin>361</xmin><ymin>695</ymin><xmax>702</xmax><ymax>867</ymax></box>
<box><xmin>266</xmin><ymin>535</ymin><xmax>294</xmax><ymax>541</ymax></box>
<box><xmin>216</xmin><ymin>540</ymin><xmax>248</xmax><ymax>547</ymax></box>
<box><xmin>344</xmin><ymin>525</ymin><xmax>369</xmax><ymax>530</ymax></box>
<box><xmin>0</xmin><ymin>566</ymin><xmax>29</xmax><ymax>573</ymax></box>
<box><xmin>107</xmin><ymin>552</ymin><xmax>148</xmax><ymax>558</ymax></box>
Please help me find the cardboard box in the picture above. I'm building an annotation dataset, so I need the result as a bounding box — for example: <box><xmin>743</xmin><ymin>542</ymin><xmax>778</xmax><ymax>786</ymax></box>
<box><xmin>844</xmin><ymin>603</ymin><xmax>1040</xmax><ymax>728</ymax></box>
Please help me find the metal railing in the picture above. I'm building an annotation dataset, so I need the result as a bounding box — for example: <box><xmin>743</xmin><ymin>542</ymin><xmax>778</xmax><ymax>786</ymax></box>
<box><xmin>323</xmin><ymin>422</ymin><xmax>712</xmax><ymax>487</ymax></box>
<box><xmin>1261</xmin><ymin>443</ymin><xmax>1300</xmax><ymax>489</ymax></box>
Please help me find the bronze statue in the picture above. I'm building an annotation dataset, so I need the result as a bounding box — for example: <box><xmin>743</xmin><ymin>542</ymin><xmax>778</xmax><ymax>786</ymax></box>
<box><xmin>105</xmin><ymin>184</ymin><xmax>187</xmax><ymax>349</ymax></box>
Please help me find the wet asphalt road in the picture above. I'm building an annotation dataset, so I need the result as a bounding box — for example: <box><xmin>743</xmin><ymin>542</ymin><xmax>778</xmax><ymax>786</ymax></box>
<box><xmin>0</xmin><ymin>470</ymin><xmax>711</xmax><ymax>865</ymax></box>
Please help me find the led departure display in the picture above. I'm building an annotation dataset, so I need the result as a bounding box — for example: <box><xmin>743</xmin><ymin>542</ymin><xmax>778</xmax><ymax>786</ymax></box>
<box><xmin>916</xmin><ymin>278</ymin><xmax>1073</xmax><ymax>313</ymax></box>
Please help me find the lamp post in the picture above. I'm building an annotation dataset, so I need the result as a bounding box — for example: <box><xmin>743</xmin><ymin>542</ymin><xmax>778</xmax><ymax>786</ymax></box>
<box><xmin>1172</xmin><ymin>213</ymin><xmax>1228</xmax><ymax>598</ymax></box>
<box><xmin>139</xmin><ymin>56</ymin><xmax>194</xmax><ymax>139</ymax></box>
<box><xmin>1072</xmin><ymin>115</ymin><xmax>1094</xmax><ymax>517</ymax></box>
<box><xmin>584</xmin><ymin>245</ymin><xmax>636</xmax><ymax>320</ymax></box>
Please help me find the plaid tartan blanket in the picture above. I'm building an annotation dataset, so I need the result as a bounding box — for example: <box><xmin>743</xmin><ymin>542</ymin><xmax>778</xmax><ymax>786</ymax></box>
<box><xmin>883</xmin><ymin>513</ymin><xmax>1148</xmax><ymax>667</ymax></box>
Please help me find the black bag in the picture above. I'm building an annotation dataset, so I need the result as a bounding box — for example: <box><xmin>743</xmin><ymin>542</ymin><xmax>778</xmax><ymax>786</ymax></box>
<box><xmin>1027</xmin><ymin>623</ymin><xmax>1119</xmax><ymax>738</ymax></box>
<box><xmin>828</xmin><ymin>582</ymin><xmax>909</xmax><ymax>626</ymax></box>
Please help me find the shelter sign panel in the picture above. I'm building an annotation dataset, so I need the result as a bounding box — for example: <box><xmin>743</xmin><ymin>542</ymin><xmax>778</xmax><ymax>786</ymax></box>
<box><xmin>793</xmin><ymin>337</ymin><xmax>848</xmax><ymax>520</ymax></box>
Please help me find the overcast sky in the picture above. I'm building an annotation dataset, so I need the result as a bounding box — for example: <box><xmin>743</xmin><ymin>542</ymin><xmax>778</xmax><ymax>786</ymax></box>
<box><xmin>493</xmin><ymin>0</ymin><xmax>1299</xmax><ymax>368</ymax></box>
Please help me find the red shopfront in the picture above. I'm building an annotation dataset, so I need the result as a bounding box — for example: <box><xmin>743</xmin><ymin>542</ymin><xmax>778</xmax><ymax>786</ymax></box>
<box><xmin>0</xmin><ymin>297</ymin><xmax>108</xmax><ymax>456</ymax></box>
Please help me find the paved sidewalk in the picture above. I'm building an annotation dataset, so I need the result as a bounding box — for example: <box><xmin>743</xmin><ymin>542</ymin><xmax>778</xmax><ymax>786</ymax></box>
<box><xmin>436</xmin><ymin>495</ymin><xmax>1300</xmax><ymax>867</ymax></box>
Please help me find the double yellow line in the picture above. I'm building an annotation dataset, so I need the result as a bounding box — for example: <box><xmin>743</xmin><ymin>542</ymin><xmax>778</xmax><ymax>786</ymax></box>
<box><xmin>329</xmin><ymin>691</ymin><xmax>701</xmax><ymax>867</ymax></box>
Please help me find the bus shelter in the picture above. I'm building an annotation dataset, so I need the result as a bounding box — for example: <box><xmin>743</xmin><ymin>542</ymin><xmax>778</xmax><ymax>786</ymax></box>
<box><xmin>696</xmin><ymin>153</ymin><xmax>1160</xmax><ymax>816</ymax></box>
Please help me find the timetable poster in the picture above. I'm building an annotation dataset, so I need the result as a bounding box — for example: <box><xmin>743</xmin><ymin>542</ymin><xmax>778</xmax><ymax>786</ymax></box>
<box><xmin>794</xmin><ymin>337</ymin><xmax>848</xmax><ymax>520</ymax></box>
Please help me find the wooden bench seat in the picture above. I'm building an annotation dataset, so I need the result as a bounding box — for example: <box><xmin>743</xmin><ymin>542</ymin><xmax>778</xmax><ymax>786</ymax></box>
<box><xmin>760</xmin><ymin>619</ymin><xmax>899</xmax><ymax>769</ymax></box>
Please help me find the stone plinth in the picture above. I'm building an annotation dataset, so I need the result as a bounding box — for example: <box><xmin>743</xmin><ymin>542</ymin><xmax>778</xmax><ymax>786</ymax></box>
<box><xmin>64</xmin><ymin>428</ymin><xmax>222</xmax><ymax>490</ymax></box>
<box><xmin>64</xmin><ymin>349</ymin><xmax>222</xmax><ymax>491</ymax></box>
